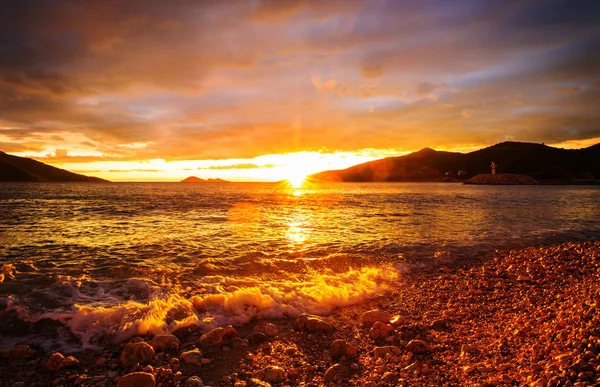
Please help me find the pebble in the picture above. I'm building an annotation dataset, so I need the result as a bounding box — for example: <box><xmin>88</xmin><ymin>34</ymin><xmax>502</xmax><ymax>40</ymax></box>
<box><xmin>199</xmin><ymin>326</ymin><xmax>238</xmax><ymax>348</ymax></box>
<box><xmin>390</xmin><ymin>315</ymin><xmax>406</xmax><ymax>326</ymax></box>
<box><xmin>369</xmin><ymin>321</ymin><xmax>394</xmax><ymax>340</ymax></box>
<box><xmin>45</xmin><ymin>352</ymin><xmax>66</xmax><ymax>371</ymax></box>
<box><xmin>4</xmin><ymin>345</ymin><xmax>34</xmax><ymax>359</ymax></box>
<box><xmin>116</xmin><ymin>372</ymin><xmax>156</xmax><ymax>387</ymax></box>
<box><xmin>517</xmin><ymin>274</ymin><xmax>532</xmax><ymax>282</ymax></box>
<box><xmin>246</xmin><ymin>378</ymin><xmax>271</xmax><ymax>387</ymax></box>
<box><xmin>381</xmin><ymin>372</ymin><xmax>399</xmax><ymax>384</ymax></box>
<box><xmin>323</xmin><ymin>364</ymin><xmax>349</xmax><ymax>383</ymax></box>
<box><xmin>330</xmin><ymin>339</ymin><xmax>358</xmax><ymax>360</ymax></box>
<box><xmin>180</xmin><ymin>349</ymin><xmax>203</xmax><ymax>366</ymax></box>
<box><xmin>293</xmin><ymin>314</ymin><xmax>336</xmax><ymax>333</ymax></box>
<box><xmin>119</xmin><ymin>342</ymin><xmax>155</xmax><ymax>367</ymax></box>
<box><xmin>184</xmin><ymin>376</ymin><xmax>204</xmax><ymax>387</ymax></box>
<box><xmin>362</xmin><ymin>309</ymin><xmax>393</xmax><ymax>327</ymax></box>
<box><xmin>250</xmin><ymin>332</ymin><xmax>268</xmax><ymax>343</ymax></box>
<box><xmin>430</xmin><ymin>319</ymin><xmax>447</xmax><ymax>330</ymax></box>
<box><xmin>149</xmin><ymin>334</ymin><xmax>180</xmax><ymax>352</ymax></box>
<box><xmin>90</xmin><ymin>376</ymin><xmax>106</xmax><ymax>383</ymax></box>
<box><xmin>373</xmin><ymin>346</ymin><xmax>402</xmax><ymax>359</ymax></box>
<box><xmin>405</xmin><ymin>339</ymin><xmax>430</xmax><ymax>354</ymax></box>
<box><xmin>264</xmin><ymin>323</ymin><xmax>278</xmax><ymax>337</ymax></box>
<box><xmin>256</xmin><ymin>365</ymin><xmax>285</xmax><ymax>383</ymax></box>
<box><xmin>62</xmin><ymin>356</ymin><xmax>79</xmax><ymax>368</ymax></box>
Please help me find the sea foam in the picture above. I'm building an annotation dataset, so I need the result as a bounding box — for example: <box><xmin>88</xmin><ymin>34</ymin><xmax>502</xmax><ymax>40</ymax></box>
<box><xmin>7</xmin><ymin>265</ymin><xmax>397</xmax><ymax>351</ymax></box>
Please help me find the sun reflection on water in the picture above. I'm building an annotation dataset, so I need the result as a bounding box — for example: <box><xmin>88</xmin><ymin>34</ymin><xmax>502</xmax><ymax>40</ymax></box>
<box><xmin>286</xmin><ymin>222</ymin><xmax>307</xmax><ymax>245</ymax></box>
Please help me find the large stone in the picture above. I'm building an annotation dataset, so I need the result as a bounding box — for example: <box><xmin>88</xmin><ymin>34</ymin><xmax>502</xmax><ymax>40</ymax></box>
<box><xmin>256</xmin><ymin>366</ymin><xmax>285</xmax><ymax>383</ymax></box>
<box><xmin>44</xmin><ymin>353</ymin><xmax>79</xmax><ymax>371</ymax></box>
<box><xmin>292</xmin><ymin>314</ymin><xmax>336</xmax><ymax>333</ymax></box>
<box><xmin>362</xmin><ymin>310</ymin><xmax>392</xmax><ymax>327</ymax></box>
<box><xmin>264</xmin><ymin>323</ymin><xmax>278</xmax><ymax>337</ymax></box>
<box><xmin>184</xmin><ymin>376</ymin><xmax>204</xmax><ymax>387</ymax></box>
<box><xmin>3</xmin><ymin>345</ymin><xmax>34</xmax><ymax>359</ymax></box>
<box><xmin>120</xmin><ymin>342</ymin><xmax>155</xmax><ymax>367</ymax></box>
<box><xmin>45</xmin><ymin>352</ymin><xmax>65</xmax><ymax>371</ymax></box>
<box><xmin>199</xmin><ymin>326</ymin><xmax>238</xmax><ymax>348</ymax></box>
<box><xmin>247</xmin><ymin>379</ymin><xmax>272</xmax><ymax>387</ymax></box>
<box><xmin>430</xmin><ymin>319</ymin><xmax>447</xmax><ymax>330</ymax></box>
<box><xmin>323</xmin><ymin>364</ymin><xmax>349</xmax><ymax>383</ymax></box>
<box><xmin>62</xmin><ymin>356</ymin><xmax>79</xmax><ymax>368</ymax></box>
<box><xmin>373</xmin><ymin>346</ymin><xmax>402</xmax><ymax>359</ymax></box>
<box><xmin>330</xmin><ymin>339</ymin><xmax>358</xmax><ymax>360</ymax></box>
<box><xmin>149</xmin><ymin>334</ymin><xmax>180</xmax><ymax>352</ymax></box>
<box><xmin>405</xmin><ymin>339</ymin><xmax>430</xmax><ymax>354</ymax></box>
<box><xmin>180</xmin><ymin>349</ymin><xmax>203</xmax><ymax>366</ymax></box>
<box><xmin>116</xmin><ymin>372</ymin><xmax>155</xmax><ymax>387</ymax></box>
<box><xmin>381</xmin><ymin>372</ymin><xmax>400</xmax><ymax>384</ymax></box>
<box><xmin>369</xmin><ymin>321</ymin><xmax>394</xmax><ymax>340</ymax></box>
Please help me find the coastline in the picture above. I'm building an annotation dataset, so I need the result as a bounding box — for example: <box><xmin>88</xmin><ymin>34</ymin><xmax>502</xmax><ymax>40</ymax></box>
<box><xmin>1</xmin><ymin>241</ymin><xmax>599</xmax><ymax>386</ymax></box>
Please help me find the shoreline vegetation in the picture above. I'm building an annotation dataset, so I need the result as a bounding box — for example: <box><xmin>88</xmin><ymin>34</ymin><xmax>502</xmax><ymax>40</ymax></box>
<box><xmin>1</xmin><ymin>241</ymin><xmax>599</xmax><ymax>386</ymax></box>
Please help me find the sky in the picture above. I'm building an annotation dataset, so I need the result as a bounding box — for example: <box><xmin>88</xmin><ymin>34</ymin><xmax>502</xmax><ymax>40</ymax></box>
<box><xmin>1</xmin><ymin>0</ymin><xmax>599</xmax><ymax>181</ymax></box>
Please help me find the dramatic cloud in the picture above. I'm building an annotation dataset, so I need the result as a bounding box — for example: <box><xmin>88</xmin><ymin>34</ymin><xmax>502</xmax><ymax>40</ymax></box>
<box><xmin>1</xmin><ymin>0</ymin><xmax>599</xmax><ymax>180</ymax></box>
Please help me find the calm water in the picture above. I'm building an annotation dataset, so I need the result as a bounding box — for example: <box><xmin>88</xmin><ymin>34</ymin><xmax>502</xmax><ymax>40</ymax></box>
<box><xmin>1</xmin><ymin>182</ymin><xmax>599</xmax><ymax>351</ymax></box>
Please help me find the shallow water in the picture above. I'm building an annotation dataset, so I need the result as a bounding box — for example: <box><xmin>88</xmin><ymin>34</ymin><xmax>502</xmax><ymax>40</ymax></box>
<box><xmin>1</xmin><ymin>182</ymin><xmax>599</xmax><ymax>351</ymax></box>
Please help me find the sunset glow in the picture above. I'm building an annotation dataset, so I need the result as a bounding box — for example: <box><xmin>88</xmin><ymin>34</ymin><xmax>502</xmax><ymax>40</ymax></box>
<box><xmin>1</xmin><ymin>1</ymin><xmax>598</xmax><ymax>181</ymax></box>
<box><xmin>26</xmin><ymin>150</ymin><xmax>399</xmax><ymax>182</ymax></box>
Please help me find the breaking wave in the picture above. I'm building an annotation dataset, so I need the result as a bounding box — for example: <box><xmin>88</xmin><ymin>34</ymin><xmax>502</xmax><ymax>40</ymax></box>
<box><xmin>1</xmin><ymin>266</ymin><xmax>397</xmax><ymax>352</ymax></box>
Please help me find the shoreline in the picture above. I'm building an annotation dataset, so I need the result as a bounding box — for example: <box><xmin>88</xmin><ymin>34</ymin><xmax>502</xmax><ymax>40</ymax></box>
<box><xmin>1</xmin><ymin>241</ymin><xmax>599</xmax><ymax>386</ymax></box>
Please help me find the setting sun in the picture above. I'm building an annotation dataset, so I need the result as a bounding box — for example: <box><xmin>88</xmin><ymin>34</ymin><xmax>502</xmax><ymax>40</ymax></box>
<box><xmin>286</xmin><ymin>170</ymin><xmax>308</xmax><ymax>188</ymax></box>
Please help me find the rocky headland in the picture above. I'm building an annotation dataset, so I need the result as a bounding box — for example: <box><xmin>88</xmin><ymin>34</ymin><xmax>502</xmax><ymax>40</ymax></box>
<box><xmin>1</xmin><ymin>241</ymin><xmax>599</xmax><ymax>386</ymax></box>
<box><xmin>465</xmin><ymin>174</ymin><xmax>538</xmax><ymax>185</ymax></box>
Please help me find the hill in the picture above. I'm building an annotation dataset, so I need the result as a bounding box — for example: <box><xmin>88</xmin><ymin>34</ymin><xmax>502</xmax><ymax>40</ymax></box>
<box><xmin>310</xmin><ymin>142</ymin><xmax>600</xmax><ymax>183</ymax></box>
<box><xmin>180</xmin><ymin>176</ymin><xmax>230</xmax><ymax>183</ymax></box>
<box><xmin>0</xmin><ymin>151</ymin><xmax>108</xmax><ymax>182</ymax></box>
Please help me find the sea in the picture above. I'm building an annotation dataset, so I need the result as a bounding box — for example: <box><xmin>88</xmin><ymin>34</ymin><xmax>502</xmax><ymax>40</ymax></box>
<box><xmin>1</xmin><ymin>182</ymin><xmax>599</xmax><ymax>352</ymax></box>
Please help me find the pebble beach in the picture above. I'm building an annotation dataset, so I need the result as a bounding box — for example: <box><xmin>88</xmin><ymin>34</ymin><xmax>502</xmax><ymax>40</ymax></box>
<box><xmin>1</xmin><ymin>241</ymin><xmax>599</xmax><ymax>387</ymax></box>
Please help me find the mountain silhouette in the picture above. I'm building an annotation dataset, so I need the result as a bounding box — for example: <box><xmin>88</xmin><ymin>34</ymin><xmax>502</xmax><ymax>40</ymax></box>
<box><xmin>310</xmin><ymin>142</ymin><xmax>600</xmax><ymax>183</ymax></box>
<box><xmin>0</xmin><ymin>151</ymin><xmax>108</xmax><ymax>182</ymax></box>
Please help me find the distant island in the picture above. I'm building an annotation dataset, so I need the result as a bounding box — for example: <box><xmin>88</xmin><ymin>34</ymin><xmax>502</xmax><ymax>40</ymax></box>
<box><xmin>180</xmin><ymin>176</ymin><xmax>230</xmax><ymax>183</ymax></box>
<box><xmin>310</xmin><ymin>142</ymin><xmax>600</xmax><ymax>184</ymax></box>
<box><xmin>0</xmin><ymin>151</ymin><xmax>107</xmax><ymax>182</ymax></box>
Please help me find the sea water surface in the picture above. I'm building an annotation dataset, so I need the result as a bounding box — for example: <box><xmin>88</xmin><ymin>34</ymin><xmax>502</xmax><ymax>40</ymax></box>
<box><xmin>1</xmin><ymin>182</ymin><xmax>599</xmax><ymax>352</ymax></box>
